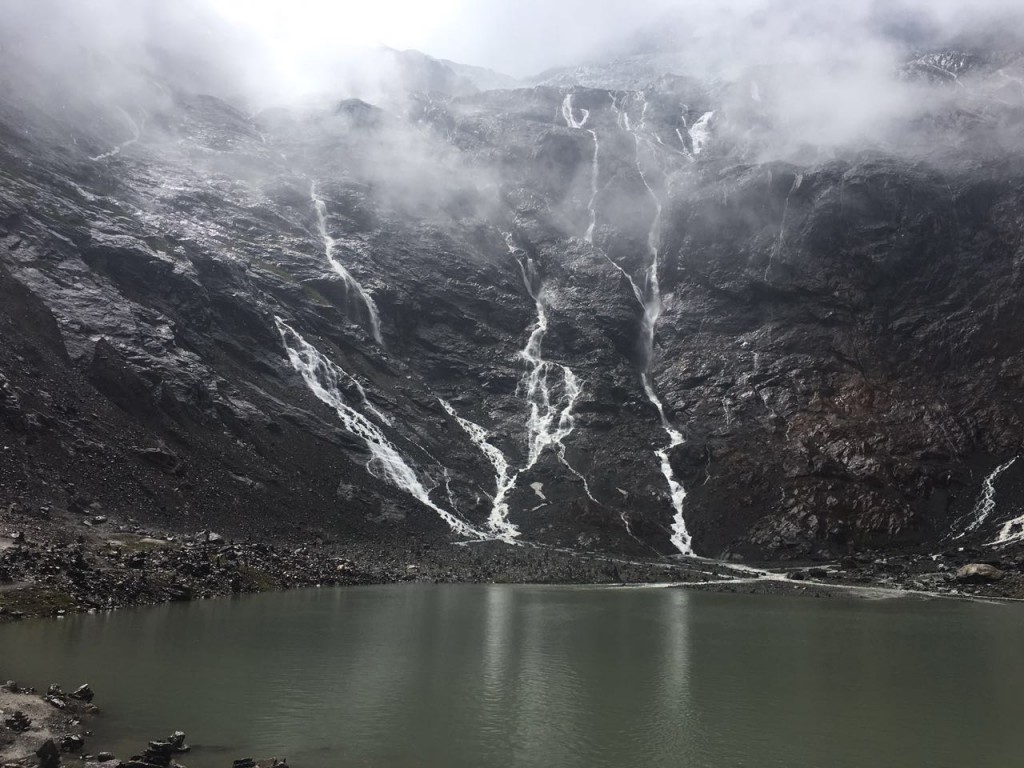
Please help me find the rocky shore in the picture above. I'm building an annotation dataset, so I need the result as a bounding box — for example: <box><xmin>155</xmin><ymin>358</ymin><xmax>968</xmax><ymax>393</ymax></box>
<box><xmin>3</xmin><ymin>499</ymin><xmax>1024</xmax><ymax>628</ymax></box>
<box><xmin>0</xmin><ymin>504</ymin><xmax>719</xmax><ymax>625</ymax></box>
<box><xmin>0</xmin><ymin>679</ymin><xmax>284</xmax><ymax>768</ymax></box>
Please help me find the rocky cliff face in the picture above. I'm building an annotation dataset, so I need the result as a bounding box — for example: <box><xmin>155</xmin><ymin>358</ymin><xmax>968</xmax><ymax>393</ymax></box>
<box><xmin>2</xmin><ymin>27</ymin><xmax>1024</xmax><ymax>561</ymax></box>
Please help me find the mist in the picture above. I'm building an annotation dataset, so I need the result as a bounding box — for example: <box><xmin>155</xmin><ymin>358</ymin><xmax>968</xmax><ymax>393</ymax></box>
<box><xmin>2</xmin><ymin>0</ymin><xmax>1024</xmax><ymax>164</ymax></box>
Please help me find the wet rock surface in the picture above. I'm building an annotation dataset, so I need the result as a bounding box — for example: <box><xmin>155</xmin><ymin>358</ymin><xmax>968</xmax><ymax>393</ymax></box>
<box><xmin>0</xmin><ymin>8</ymin><xmax>1024</xmax><ymax>571</ymax></box>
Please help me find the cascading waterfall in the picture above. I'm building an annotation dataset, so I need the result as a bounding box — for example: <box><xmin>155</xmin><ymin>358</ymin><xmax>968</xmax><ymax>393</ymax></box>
<box><xmin>504</xmin><ymin>233</ymin><xmax>596</xmax><ymax>502</ymax></box>
<box><xmin>562</xmin><ymin>94</ymin><xmax>600</xmax><ymax>243</ymax></box>
<box><xmin>992</xmin><ymin>507</ymin><xmax>1024</xmax><ymax>546</ymax></box>
<box><xmin>641</xmin><ymin>376</ymin><xmax>691</xmax><ymax>554</ymax></box>
<box><xmin>275</xmin><ymin>316</ymin><xmax>482</xmax><ymax>539</ymax></box>
<box><xmin>560</xmin><ymin>93</ymin><xmax>589</xmax><ymax>129</ymax></box>
<box><xmin>633</xmin><ymin>133</ymin><xmax>694</xmax><ymax>555</ymax></box>
<box><xmin>583</xmin><ymin>129</ymin><xmax>600</xmax><ymax>243</ymax></box>
<box><xmin>688</xmin><ymin>111</ymin><xmax>715</xmax><ymax>156</ymax></box>
<box><xmin>439</xmin><ymin>399</ymin><xmax>520</xmax><ymax>541</ymax></box>
<box><xmin>90</xmin><ymin>106</ymin><xmax>145</xmax><ymax>162</ymax></box>
<box><xmin>610</xmin><ymin>90</ymin><xmax>695</xmax><ymax>555</ymax></box>
<box><xmin>310</xmin><ymin>182</ymin><xmax>384</xmax><ymax>345</ymax></box>
<box><xmin>953</xmin><ymin>457</ymin><xmax>1017</xmax><ymax>540</ymax></box>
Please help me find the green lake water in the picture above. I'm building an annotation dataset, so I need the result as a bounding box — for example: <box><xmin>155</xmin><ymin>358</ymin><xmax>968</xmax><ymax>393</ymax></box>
<box><xmin>2</xmin><ymin>584</ymin><xmax>1022</xmax><ymax>767</ymax></box>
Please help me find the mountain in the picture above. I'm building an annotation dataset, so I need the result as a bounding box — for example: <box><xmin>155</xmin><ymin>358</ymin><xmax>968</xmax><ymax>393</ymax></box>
<box><xmin>2</xmin><ymin>7</ymin><xmax>1024</xmax><ymax>562</ymax></box>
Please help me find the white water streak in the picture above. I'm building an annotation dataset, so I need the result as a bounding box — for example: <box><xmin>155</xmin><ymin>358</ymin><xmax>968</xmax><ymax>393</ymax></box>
<box><xmin>504</xmin><ymin>233</ymin><xmax>596</xmax><ymax>502</ymax></box>
<box><xmin>562</xmin><ymin>94</ymin><xmax>599</xmax><ymax>243</ymax></box>
<box><xmin>583</xmin><ymin>129</ymin><xmax>599</xmax><ymax>243</ymax></box>
<box><xmin>622</xmin><ymin>95</ymin><xmax>695</xmax><ymax>555</ymax></box>
<box><xmin>688</xmin><ymin>111</ymin><xmax>715</xmax><ymax>156</ymax></box>
<box><xmin>643</xmin><ymin>375</ymin><xmax>692</xmax><ymax>554</ymax></box>
<box><xmin>439</xmin><ymin>399</ymin><xmax>520</xmax><ymax>541</ymax></box>
<box><xmin>89</xmin><ymin>107</ymin><xmax>144</xmax><ymax>162</ymax></box>
<box><xmin>992</xmin><ymin>509</ymin><xmax>1024</xmax><ymax>546</ymax></box>
<box><xmin>310</xmin><ymin>182</ymin><xmax>383</xmax><ymax>344</ymax></box>
<box><xmin>955</xmin><ymin>458</ymin><xmax>1017</xmax><ymax>539</ymax></box>
<box><xmin>276</xmin><ymin>317</ymin><xmax>482</xmax><ymax>538</ymax></box>
<box><xmin>560</xmin><ymin>93</ymin><xmax>589</xmax><ymax>129</ymax></box>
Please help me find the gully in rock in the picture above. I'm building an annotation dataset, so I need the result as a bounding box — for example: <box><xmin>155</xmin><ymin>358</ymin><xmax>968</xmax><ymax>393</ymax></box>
<box><xmin>765</xmin><ymin>173</ymin><xmax>803</xmax><ymax>282</ymax></box>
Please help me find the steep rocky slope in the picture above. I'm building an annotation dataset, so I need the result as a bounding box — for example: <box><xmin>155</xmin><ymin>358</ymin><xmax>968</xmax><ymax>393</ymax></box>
<box><xmin>2</xmin><ymin>25</ymin><xmax>1024</xmax><ymax>561</ymax></box>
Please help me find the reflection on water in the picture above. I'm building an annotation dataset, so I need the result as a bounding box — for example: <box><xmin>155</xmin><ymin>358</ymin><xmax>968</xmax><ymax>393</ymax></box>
<box><xmin>2</xmin><ymin>585</ymin><xmax>1022</xmax><ymax>767</ymax></box>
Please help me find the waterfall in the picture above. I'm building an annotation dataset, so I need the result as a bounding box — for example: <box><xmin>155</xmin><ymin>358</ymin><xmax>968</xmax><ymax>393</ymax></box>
<box><xmin>504</xmin><ymin>233</ymin><xmax>596</xmax><ymax>501</ymax></box>
<box><xmin>275</xmin><ymin>317</ymin><xmax>482</xmax><ymax>539</ymax></box>
<box><xmin>953</xmin><ymin>457</ymin><xmax>1017</xmax><ymax>540</ymax></box>
<box><xmin>688</xmin><ymin>111</ymin><xmax>715</xmax><ymax>156</ymax></box>
<box><xmin>583</xmin><ymin>128</ymin><xmax>599</xmax><ymax>244</ymax></box>
<box><xmin>560</xmin><ymin>93</ymin><xmax>589</xmax><ymax>129</ymax></box>
<box><xmin>633</xmin><ymin>145</ymin><xmax>694</xmax><ymax>555</ymax></box>
<box><xmin>439</xmin><ymin>399</ymin><xmax>520</xmax><ymax>541</ymax></box>
<box><xmin>310</xmin><ymin>182</ymin><xmax>383</xmax><ymax>344</ymax></box>
<box><xmin>612</xmin><ymin>90</ymin><xmax>695</xmax><ymax>555</ymax></box>
<box><xmin>561</xmin><ymin>94</ymin><xmax>600</xmax><ymax>243</ymax></box>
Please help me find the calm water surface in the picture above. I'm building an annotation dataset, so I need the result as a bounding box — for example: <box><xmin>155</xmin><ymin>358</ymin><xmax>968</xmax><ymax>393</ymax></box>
<box><xmin>2</xmin><ymin>584</ymin><xmax>1022</xmax><ymax>767</ymax></box>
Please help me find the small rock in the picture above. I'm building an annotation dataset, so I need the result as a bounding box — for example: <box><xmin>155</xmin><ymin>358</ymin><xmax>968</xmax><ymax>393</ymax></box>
<box><xmin>96</xmin><ymin>752</ymin><xmax>116</xmax><ymax>762</ymax></box>
<box><xmin>70</xmin><ymin>683</ymin><xmax>95</xmax><ymax>702</ymax></box>
<box><xmin>167</xmin><ymin>730</ymin><xmax>189</xmax><ymax>753</ymax></box>
<box><xmin>59</xmin><ymin>734</ymin><xmax>86</xmax><ymax>752</ymax></box>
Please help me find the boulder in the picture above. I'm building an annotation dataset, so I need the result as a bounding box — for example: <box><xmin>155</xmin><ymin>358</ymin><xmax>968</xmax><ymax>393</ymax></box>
<box><xmin>36</xmin><ymin>739</ymin><xmax>61</xmax><ymax>768</ymax></box>
<box><xmin>955</xmin><ymin>563</ymin><xmax>1005</xmax><ymax>583</ymax></box>
<box><xmin>70</xmin><ymin>683</ymin><xmax>95</xmax><ymax>702</ymax></box>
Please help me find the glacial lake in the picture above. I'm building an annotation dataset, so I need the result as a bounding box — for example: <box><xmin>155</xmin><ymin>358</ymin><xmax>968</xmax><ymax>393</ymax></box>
<box><xmin>2</xmin><ymin>583</ymin><xmax>1023</xmax><ymax>767</ymax></box>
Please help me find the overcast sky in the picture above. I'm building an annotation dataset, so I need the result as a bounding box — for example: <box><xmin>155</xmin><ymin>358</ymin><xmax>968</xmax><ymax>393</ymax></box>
<box><xmin>203</xmin><ymin>0</ymin><xmax>1024</xmax><ymax>84</ymax></box>
<box><xmin>207</xmin><ymin>0</ymin><xmax>681</xmax><ymax>77</ymax></box>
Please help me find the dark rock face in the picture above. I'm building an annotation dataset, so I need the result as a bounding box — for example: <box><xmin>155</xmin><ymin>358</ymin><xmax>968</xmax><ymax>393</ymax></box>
<box><xmin>1</xmin><ymin>25</ymin><xmax>1024</xmax><ymax>561</ymax></box>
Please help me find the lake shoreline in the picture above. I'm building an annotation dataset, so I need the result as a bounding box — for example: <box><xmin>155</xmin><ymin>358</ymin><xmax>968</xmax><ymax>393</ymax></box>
<box><xmin>3</xmin><ymin>507</ymin><xmax>1024</xmax><ymax>626</ymax></box>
